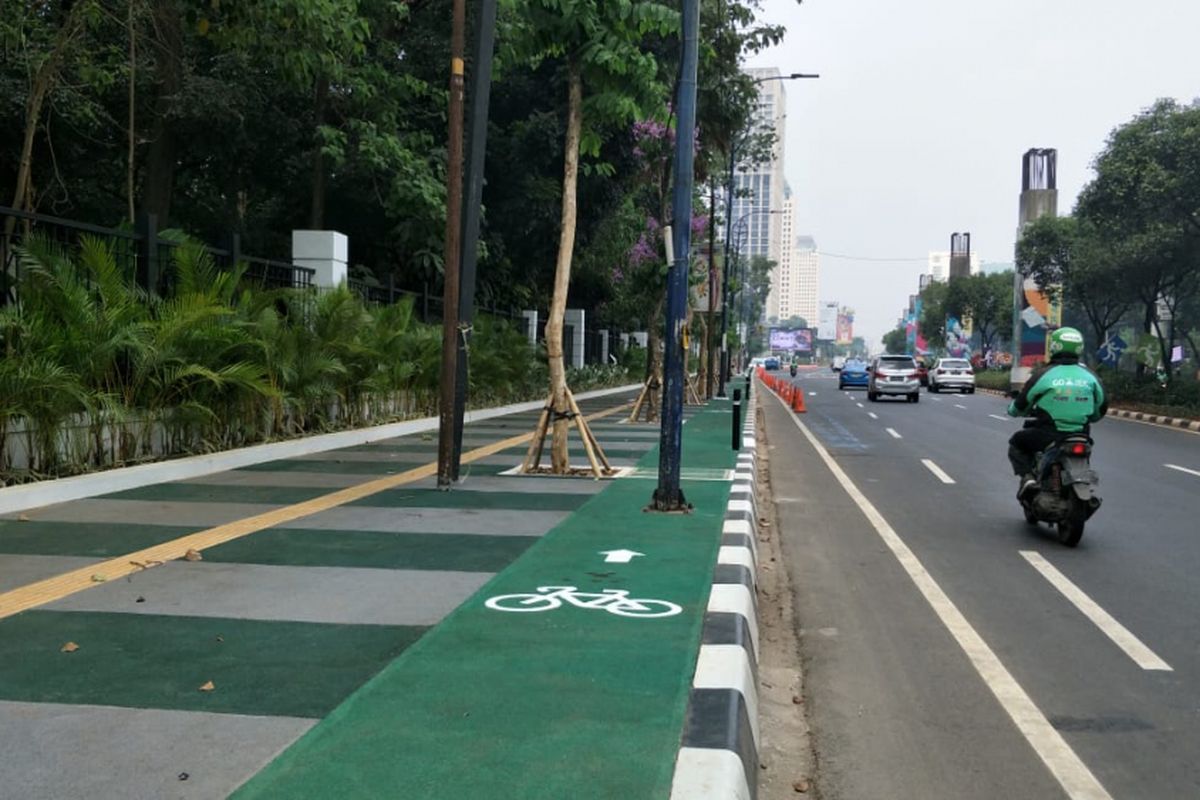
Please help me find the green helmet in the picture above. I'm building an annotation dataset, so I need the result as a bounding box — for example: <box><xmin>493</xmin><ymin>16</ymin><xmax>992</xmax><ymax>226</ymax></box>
<box><xmin>1049</xmin><ymin>327</ymin><xmax>1084</xmax><ymax>356</ymax></box>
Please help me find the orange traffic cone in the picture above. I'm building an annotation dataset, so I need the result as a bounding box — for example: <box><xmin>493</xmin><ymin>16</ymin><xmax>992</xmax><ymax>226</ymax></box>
<box><xmin>792</xmin><ymin>388</ymin><xmax>807</xmax><ymax>413</ymax></box>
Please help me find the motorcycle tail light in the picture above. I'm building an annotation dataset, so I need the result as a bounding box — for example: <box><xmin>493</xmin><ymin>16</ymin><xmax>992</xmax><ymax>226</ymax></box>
<box><xmin>1069</xmin><ymin>442</ymin><xmax>1089</xmax><ymax>456</ymax></box>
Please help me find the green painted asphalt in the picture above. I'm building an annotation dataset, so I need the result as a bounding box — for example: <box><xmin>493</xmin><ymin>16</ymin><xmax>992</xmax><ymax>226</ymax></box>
<box><xmin>98</xmin><ymin>484</ymin><xmax>591</xmax><ymax>511</ymax></box>
<box><xmin>0</xmin><ymin>610</ymin><xmax>425</xmax><ymax>718</ymax></box>
<box><xmin>204</xmin><ymin>529</ymin><xmax>537</xmax><ymax>572</ymax></box>
<box><xmin>237</xmin><ymin>460</ymin><xmax>513</xmax><ymax>476</ymax></box>
<box><xmin>235</xmin><ymin>403</ymin><xmax>735</xmax><ymax>799</ymax></box>
<box><xmin>0</xmin><ymin>521</ymin><xmax>199</xmax><ymax>557</ymax></box>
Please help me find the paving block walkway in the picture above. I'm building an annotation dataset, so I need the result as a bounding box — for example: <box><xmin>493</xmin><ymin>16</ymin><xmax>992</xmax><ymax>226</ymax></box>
<box><xmin>0</xmin><ymin>391</ymin><xmax>738</xmax><ymax>799</ymax></box>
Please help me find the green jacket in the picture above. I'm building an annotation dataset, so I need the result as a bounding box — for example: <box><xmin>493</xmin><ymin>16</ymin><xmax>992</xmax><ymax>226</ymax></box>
<box><xmin>1007</xmin><ymin>357</ymin><xmax>1107</xmax><ymax>433</ymax></box>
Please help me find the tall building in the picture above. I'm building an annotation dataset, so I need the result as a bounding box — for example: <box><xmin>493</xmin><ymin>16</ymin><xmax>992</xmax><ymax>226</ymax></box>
<box><xmin>773</xmin><ymin>226</ymin><xmax>820</xmax><ymax>324</ymax></box>
<box><xmin>730</xmin><ymin>67</ymin><xmax>788</xmax><ymax>306</ymax></box>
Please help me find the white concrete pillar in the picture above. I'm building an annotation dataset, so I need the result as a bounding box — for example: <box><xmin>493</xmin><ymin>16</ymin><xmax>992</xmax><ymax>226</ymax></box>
<box><xmin>565</xmin><ymin>308</ymin><xmax>585</xmax><ymax>368</ymax></box>
<box><xmin>633</xmin><ymin>331</ymin><xmax>648</xmax><ymax>349</ymax></box>
<box><xmin>521</xmin><ymin>310</ymin><xmax>538</xmax><ymax>345</ymax></box>
<box><xmin>620</xmin><ymin>333</ymin><xmax>630</xmax><ymax>351</ymax></box>
<box><xmin>292</xmin><ymin>230</ymin><xmax>348</xmax><ymax>288</ymax></box>
<box><xmin>599</xmin><ymin>329</ymin><xmax>610</xmax><ymax>364</ymax></box>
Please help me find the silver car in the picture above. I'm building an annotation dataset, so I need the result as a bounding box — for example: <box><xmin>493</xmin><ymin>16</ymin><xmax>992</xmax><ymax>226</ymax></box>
<box><xmin>928</xmin><ymin>358</ymin><xmax>976</xmax><ymax>393</ymax></box>
<box><xmin>867</xmin><ymin>355</ymin><xmax>920</xmax><ymax>403</ymax></box>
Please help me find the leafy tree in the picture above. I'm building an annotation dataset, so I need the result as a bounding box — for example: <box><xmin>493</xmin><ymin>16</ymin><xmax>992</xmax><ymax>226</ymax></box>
<box><xmin>501</xmin><ymin>0</ymin><xmax>676</xmax><ymax>473</ymax></box>
<box><xmin>1074</xmin><ymin>99</ymin><xmax>1200</xmax><ymax>377</ymax></box>
<box><xmin>882</xmin><ymin>326</ymin><xmax>907</xmax><ymax>355</ymax></box>
<box><xmin>1017</xmin><ymin>215</ymin><xmax>1134</xmax><ymax>361</ymax></box>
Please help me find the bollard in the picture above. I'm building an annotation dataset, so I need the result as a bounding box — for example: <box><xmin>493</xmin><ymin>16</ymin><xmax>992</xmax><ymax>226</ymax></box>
<box><xmin>732</xmin><ymin>388</ymin><xmax>742</xmax><ymax>451</ymax></box>
<box><xmin>745</xmin><ymin>374</ymin><xmax>751</xmax><ymax>400</ymax></box>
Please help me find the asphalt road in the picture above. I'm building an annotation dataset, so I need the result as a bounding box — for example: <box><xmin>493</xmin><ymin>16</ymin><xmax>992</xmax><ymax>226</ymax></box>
<box><xmin>761</xmin><ymin>368</ymin><xmax>1200</xmax><ymax>800</ymax></box>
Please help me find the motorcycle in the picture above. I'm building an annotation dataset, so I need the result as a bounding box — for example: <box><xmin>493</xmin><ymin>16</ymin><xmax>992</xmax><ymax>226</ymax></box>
<box><xmin>1020</xmin><ymin>433</ymin><xmax>1102</xmax><ymax>547</ymax></box>
<box><xmin>789</xmin><ymin>363</ymin><xmax>798</xmax><ymax>377</ymax></box>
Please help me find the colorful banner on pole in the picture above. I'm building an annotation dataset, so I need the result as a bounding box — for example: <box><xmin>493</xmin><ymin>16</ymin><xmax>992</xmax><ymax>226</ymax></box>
<box><xmin>1017</xmin><ymin>276</ymin><xmax>1062</xmax><ymax>366</ymax></box>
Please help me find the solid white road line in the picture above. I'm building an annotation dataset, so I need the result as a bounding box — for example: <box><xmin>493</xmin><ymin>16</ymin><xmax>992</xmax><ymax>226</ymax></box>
<box><xmin>867</xmin><ymin>412</ymin><xmax>879</xmax><ymax>420</ymax></box>
<box><xmin>989</xmin><ymin>414</ymin><xmax>1010</xmax><ymax>422</ymax></box>
<box><xmin>1164</xmin><ymin>463</ymin><xmax>1200</xmax><ymax>478</ymax></box>
<box><xmin>768</xmin><ymin>391</ymin><xmax>1114</xmax><ymax>800</ymax></box>
<box><xmin>1020</xmin><ymin>551</ymin><xmax>1173</xmax><ymax>672</ymax></box>
<box><xmin>886</xmin><ymin>428</ymin><xmax>902</xmax><ymax>439</ymax></box>
<box><xmin>955</xmin><ymin>404</ymin><xmax>967</xmax><ymax>410</ymax></box>
<box><xmin>921</xmin><ymin>459</ymin><xmax>956</xmax><ymax>484</ymax></box>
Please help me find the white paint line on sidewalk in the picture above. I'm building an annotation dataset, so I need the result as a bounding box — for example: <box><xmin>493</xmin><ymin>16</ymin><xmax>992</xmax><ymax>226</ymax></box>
<box><xmin>921</xmin><ymin>459</ymin><xmax>956</xmax><ymax>484</ymax></box>
<box><xmin>1020</xmin><ymin>551</ymin><xmax>1172</xmax><ymax>672</ymax></box>
<box><xmin>1165</xmin><ymin>463</ymin><xmax>1200</xmax><ymax>478</ymax></box>
<box><xmin>867</xmin><ymin>412</ymin><xmax>878</xmax><ymax>420</ymax></box>
<box><xmin>954</xmin><ymin>404</ymin><xmax>967</xmax><ymax>410</ymax></box>
<box><xmin>767</xmin><ymin>390</ymin><xmax>1114</xmax><ymax>800</ymax></box>
<box><xmin>885</xmin><ymin>428</ymin><xmax>902</xmax><ymax>439</ymax></box>
<box><xmin>989</xmin><ymin>414</ymin><xmax>1010</xmax><ymax>422</ymax></box>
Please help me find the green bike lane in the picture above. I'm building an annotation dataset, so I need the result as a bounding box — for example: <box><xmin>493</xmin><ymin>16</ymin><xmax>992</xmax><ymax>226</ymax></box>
<box><xmin>233</xmin><ymin>404</ymin><xmax>737</xmax><ymax>800</ymax></box>
<box><xmin>0</xmin><ymin>392</ymin><xmax>736</xmax><ymax>798</ymax></box>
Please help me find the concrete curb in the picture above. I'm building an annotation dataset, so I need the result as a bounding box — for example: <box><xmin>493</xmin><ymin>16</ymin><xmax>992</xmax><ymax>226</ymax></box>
<box><xmin>977</xmin><ymin>387</ymin><xmax>1200</xmax><ymax>433</ymax></box>
<box><xmin>0</xmin><ymin>384</ymin><xmax>643</xmax><ymax>516</ymax></box>
<box><xmin>670</xmin><ymin>390</ymin><xmax>760</xmax><ymax>800</ymax></box>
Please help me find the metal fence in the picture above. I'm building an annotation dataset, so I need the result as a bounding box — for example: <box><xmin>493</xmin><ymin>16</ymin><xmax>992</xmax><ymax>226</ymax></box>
<box><xmin>1</xmin><ymin>206</ymin><xmax>313</xmax><ymax>306</ymax></box>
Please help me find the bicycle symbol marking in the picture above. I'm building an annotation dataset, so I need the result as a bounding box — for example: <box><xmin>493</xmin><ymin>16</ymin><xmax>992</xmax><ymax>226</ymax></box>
<box><xmin>484</xmin><ymin>586</ymin><xmax>683</xmax><ymax>618</ymax></box>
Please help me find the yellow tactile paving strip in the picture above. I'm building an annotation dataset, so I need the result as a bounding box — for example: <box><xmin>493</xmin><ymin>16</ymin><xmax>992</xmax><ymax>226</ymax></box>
<box><xmin>0</xmin><ymin>403</ymin><xmax>630</xmax><ymax>620</ymax></box>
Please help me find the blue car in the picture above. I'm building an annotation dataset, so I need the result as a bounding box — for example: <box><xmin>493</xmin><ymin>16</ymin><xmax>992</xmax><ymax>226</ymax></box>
<box><xmin>764</xmin><ymin>357</ymin><xmax>781</xmax><ymax>371</ymax></box>
<box><xmin>838</xmin><ymin>358</ymin><xmax>869</xmax><ymax>389</ymax></box>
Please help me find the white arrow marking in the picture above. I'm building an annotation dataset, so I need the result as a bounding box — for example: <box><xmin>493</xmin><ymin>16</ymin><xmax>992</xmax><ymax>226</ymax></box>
<box><xmin>601</xmin><ymin>549</ymin><xmax>645</xmax><ymax>564</ymax></box>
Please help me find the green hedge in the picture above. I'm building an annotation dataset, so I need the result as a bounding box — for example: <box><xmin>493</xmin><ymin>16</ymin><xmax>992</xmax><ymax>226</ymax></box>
<box><xmin>0</xmin><ymin>237</ymin><xmax>630</xmax><ymax>483</ymax></box>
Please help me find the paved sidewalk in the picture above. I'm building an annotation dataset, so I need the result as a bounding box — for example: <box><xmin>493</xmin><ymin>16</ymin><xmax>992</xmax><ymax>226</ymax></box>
<box><xmin>0</xmin><ymin>389</ymin><xmax>747</xmax><ymax>799</ymax></box>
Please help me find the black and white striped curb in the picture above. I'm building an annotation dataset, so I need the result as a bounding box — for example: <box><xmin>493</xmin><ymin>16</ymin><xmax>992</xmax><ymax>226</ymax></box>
<box><xmin>1107</xmin><ymin>408</ymin><xmax>1200</xmax><ymax>431</ymax></box>
<box><xmin>670</xmin><ymin>391</ymin><xmax>760</xmax><ymax>800</ymax></box>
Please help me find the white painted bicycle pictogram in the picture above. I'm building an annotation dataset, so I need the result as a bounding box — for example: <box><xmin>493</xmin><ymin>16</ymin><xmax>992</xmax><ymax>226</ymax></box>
<box><xmin>485</xmin><ymin>586</ymin><xmax>682</xmax><ymax>618</ymax></box>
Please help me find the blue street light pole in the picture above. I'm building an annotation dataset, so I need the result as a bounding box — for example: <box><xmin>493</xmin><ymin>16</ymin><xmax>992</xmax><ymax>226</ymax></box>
<box><xmin>652</xmin><ymin>0</ymin><xmax>700</xmax><ymax>512</ymax></box>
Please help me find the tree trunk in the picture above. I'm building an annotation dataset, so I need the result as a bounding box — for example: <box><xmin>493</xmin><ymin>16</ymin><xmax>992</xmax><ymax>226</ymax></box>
<box><xmin>141</xmin><ymin>0</ymin><xmax>183</xmax><ymax>224</ymax></box>
<box><xmin>705</xmin><ymin>178</ymin><xmax>718</xmax><ymax>398</ymax></box>
<box><xmin>309</xmin><ymin>76</ymin><xmax>330</xmax><ymax>229</ymax></box>
<box><xmin>127</xmin><ymin>0</ymin><xmax>137</xmax><ymax>222</ymax></box>
<box><xmin>7</xmin><ymin>6</ymin><xmax>87</xmax><ymax>217</ymax></box>
<box><xmin>544</xmin><ymin>64</ymin><xmax>583</xmax><ymax>473</ymax></box>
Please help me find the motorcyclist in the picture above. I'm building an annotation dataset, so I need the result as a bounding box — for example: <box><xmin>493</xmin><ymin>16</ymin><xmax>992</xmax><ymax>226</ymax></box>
<box><xmin>1007</xmin><ymin>327</ymin><xmax>1107</xmax><ymax>499</ymax></box>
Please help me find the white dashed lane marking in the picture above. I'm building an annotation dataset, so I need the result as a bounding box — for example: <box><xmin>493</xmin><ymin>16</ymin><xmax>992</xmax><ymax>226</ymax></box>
<box><xmin>921</xmin><ymin>459</ymin><xmax>956</xmax><ymax>484</ymax></box>
<box><xmin>1021</xmin><ymin>551</ymin><xmax>1172</xmax><ymax>672</ymax></box>
<box><xmin>885</xmin><ymin>428</ymin><xmax>902</xmax><ymax>439</ymax></box>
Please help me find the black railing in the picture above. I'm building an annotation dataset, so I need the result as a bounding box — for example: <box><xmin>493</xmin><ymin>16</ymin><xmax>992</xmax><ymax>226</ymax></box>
<box><xmin>1</xmin><ymin>206</ymin><xmax>314</xmax><ymax>305</ymax></box>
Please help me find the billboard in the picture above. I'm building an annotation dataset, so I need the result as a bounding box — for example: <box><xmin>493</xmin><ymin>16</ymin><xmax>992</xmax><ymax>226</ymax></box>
<box><xmin>836</xmin><ymin>310</ymin><xmax>854</xmax><ymax>345</ymax></box>
<box><xmin>817</xmin><ymin>302</ymin><xmax>838</xmax><ymax>340</ymax></box>
<box><xmin>769</xmin><ymin>328</ymin><xmax>813</xmax><ymax>353</ymax></box>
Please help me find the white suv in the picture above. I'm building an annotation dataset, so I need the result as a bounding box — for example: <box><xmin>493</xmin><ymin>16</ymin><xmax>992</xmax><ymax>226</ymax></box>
<box><xmin>928</xmin><ymin>358</ymin><xmax>976</xmax><ymax>393</ymax></box>
<box><xmin>867</xmin><ymin>355</ymin><xmax>921</xmax><ymax>403</ymax></box>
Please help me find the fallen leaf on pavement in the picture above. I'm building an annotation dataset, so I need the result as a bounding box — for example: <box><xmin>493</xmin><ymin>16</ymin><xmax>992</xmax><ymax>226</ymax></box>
<box><xmin>90</xmin><ymin>574</ymin><xmax>107</xmax><ymax>582</ymax></box>
<box><xmin>61</xmin><ymin>641</ymin><xmax>80</xmax><ymax>653</ymax></box>
<box><xmin>184</xmin><ymin>549</ymin><xmax>203</xmax><ymax>562</ymax></box>
<box><xmin>198</xmin><ymin>680</ymin><xmax>215</xmax><ymax>692</ymax></box>
<box><xmin>793</xmin><ymin>779</ymin><xmax>810</xmax><ymax>793</ymax></box>
<box><xmin>792</xmin><ymin>695</ymin><xmax>804</xmax><ymax>704</ymax></box>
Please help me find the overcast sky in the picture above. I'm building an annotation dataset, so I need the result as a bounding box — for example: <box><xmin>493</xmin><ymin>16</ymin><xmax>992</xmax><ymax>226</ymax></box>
<box><xmin>745</xmin><ymin>0</ymin><xmax>1200</xmax><ymax>349</ymax></box>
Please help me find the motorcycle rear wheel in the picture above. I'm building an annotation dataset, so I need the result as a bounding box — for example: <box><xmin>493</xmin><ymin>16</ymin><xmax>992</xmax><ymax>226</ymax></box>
<box><xmin>1022</xmin><ymin>504</ymin><xmax>1039</xmax><ymax>526</ymax></box>
<box><xmin>1057</xmin><ymin>506</ymin><xmax>1086</xmax><ymax>547</ymax></box>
